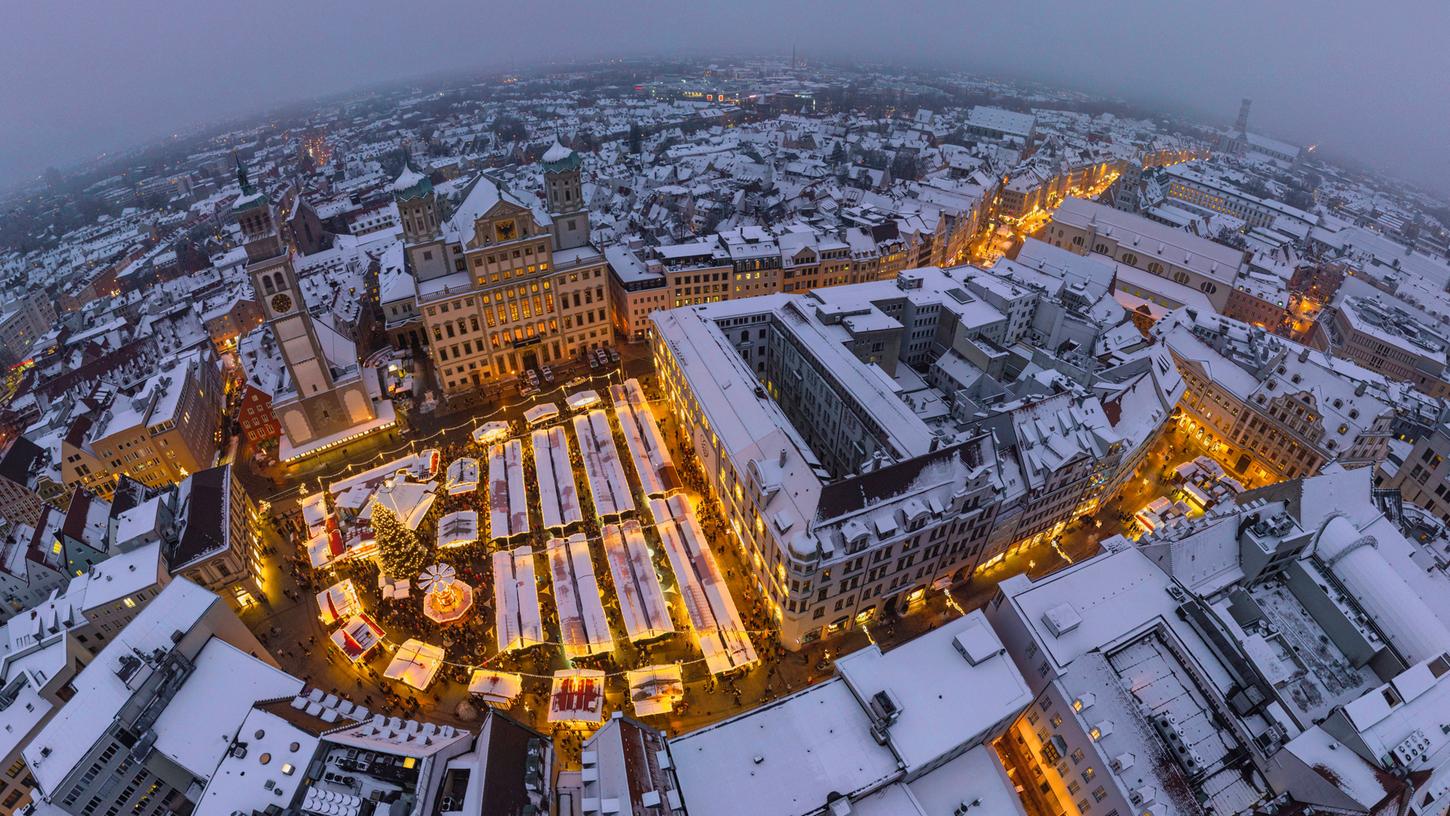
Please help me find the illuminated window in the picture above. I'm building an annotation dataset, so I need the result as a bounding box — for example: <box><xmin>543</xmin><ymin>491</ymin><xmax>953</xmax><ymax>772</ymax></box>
<box><xmin>123</xmin><ymin>597</ymin><xmax>136</xmax><ymax>609</ymax></box>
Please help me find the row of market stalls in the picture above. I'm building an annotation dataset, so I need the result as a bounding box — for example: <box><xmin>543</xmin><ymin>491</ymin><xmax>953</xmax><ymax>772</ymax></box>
<box><xmin>488</xmin><ymin>439</ymin><xmax>531</xmax><ymax>542</ymax></box>
<box><xmin>493</xmin><ymin>544</ymin><xmax>546</xmax><ymax>652</ymax></box>
<box><xmin>547</xmin><ymin>533</ymin><xmax>613</xmax><ymax>659</ymax></box>
<box><xmin>602</xmin><ymin>520</ymin><xmax>674</xmax><ymax>642</ymax></box>
<box><xmin>533</xmin><ymin>426</ymin><xmax>583</xmax><ymax>530</ymax></box>
<box><xmin>611</xmin><ymin>378</ymin><xmax>681</xmax><ymax>498</ymax></box>
<box><xmin>651</xmin><ymin>494</ymin><xmax>759</xmax><ymax>674</ymax></box>
<box><xmin>574</xmin><ymin>408</ymin><xmax>636</xmax><ymax>518</ymax></box>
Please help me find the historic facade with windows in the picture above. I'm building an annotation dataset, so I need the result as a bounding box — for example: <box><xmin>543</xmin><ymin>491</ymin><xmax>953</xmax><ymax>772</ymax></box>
<box><xmin>398</xmin><ymin>143</ymin><xmax>611</xmax><ymax>397</ymax></box>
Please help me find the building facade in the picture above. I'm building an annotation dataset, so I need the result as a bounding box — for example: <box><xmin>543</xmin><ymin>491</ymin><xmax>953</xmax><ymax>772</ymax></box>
<box><xmin>397</xmin><ymin>145</ymin><xmax>613</xmax><ymax>397</ymax></box>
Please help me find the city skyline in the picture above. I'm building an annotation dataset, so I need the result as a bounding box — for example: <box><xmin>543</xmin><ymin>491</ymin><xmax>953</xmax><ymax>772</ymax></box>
<box><xmin>1</xmin><ymin>34</ymin><xmax>1450</xmax><ymax>816</ymax></box>
<box><xmin>4</xmin><ymin>0</ymin><xmax>1450</xmax><ymax>195</ymax></box>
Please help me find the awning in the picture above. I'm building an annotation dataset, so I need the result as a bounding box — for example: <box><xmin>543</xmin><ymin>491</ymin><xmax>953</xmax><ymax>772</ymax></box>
<box><xmin>468</xmin><ymin>670</ymin><xmax>523</xmax><ymax>705</ymax></box>
<box><xmin>384</xmin><ymin>639</ymin><xmax>444</xmax><ymax>690</ymax></box>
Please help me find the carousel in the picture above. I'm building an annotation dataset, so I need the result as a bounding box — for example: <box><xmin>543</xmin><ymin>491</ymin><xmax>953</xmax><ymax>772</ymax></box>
<box><xmin>419</xmin><ymin>562</ymin><xmax>474</xmax><ymax>624</ymax></box>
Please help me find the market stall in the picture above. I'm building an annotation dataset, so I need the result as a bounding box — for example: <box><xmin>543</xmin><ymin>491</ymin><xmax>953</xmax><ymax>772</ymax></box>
<box><xmin>548</xmin><ymin>669</ymin><xmax>606</xmax><ymax>723</ymax></box>
<box><xmin>384</xmin><ymin>639</ymin><xmax>444</xmax><ymax>690</ymax></box>
<box><xmin>316</xmin><ymin>579</ymin><xmax>361</xmax><ymax>626</ymax></box>
<box><xmin>467</xmin><ymin>670</ymin><xmax>524</xmax><ymax>707</ymax></box>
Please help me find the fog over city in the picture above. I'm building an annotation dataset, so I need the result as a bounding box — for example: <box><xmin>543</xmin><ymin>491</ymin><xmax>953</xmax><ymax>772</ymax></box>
<box><xmin>4</xmin><ymin>0</ymin><xmax>1449</xmax><ymax>191</ymax></box>
<box><xmin>11</xmin><ymin>1</ymin><xmax>1450</xmax><ymax>815</ymax></box>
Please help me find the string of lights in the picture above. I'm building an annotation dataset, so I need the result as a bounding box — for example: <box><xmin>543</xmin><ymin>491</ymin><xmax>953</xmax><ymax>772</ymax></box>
<box><xmin>275</xmin><ymin>367</ymin><xmax>630</xmax><ymax>503</ymax></box>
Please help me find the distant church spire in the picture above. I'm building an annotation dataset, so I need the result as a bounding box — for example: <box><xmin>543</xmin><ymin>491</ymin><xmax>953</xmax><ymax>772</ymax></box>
<box><xmin>235</xmin><ymin>154</ymin><xmax>253</xmax><ymax>195</ymax></box>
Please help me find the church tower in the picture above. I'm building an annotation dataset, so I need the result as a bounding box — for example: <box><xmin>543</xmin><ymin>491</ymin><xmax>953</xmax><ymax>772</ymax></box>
<box><xmin>394</xmin><ymin>164</ymin><xmax>450</xmax><ymax>281</ymax></box>
<box><xmin>232</xmin><ymin>159</ymin><xmax>375</xmax><ymax>455</ymax></box>
<box><xmin>541</xmin><ymin>139</ymin><xmax>590</xmax><ymax>251</ymax></box>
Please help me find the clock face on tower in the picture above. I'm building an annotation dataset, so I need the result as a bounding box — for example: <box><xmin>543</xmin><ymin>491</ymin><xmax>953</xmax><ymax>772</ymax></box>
<box><xmin>494</xmin><ymin>219</ymin><xmax>516</xmax><ymax>242</ymax></box>
<box><xmin>270</xmin><ymin>292</ymin><xmax>294</xmax><ymax>314</ymax></box>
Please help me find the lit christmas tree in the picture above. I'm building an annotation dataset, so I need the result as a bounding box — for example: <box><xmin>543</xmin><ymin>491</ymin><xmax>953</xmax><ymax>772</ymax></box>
<box><xmin>373</xmin><ymin>504</ymin><xmax>428</xmax><ymax>579</ymax></box>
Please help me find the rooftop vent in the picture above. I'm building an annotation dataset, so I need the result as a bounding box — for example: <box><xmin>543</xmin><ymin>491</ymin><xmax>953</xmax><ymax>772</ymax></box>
<box><xmin>1041</xmin><ymin>603</ymin><xmax>1082</xmax><ymax>637</ymax></box>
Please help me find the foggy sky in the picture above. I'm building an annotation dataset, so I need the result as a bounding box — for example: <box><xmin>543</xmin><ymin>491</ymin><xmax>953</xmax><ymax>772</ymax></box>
<box><xmin>4</xmin><ymin>0</ymin><xmax>1449</xmax><ymax>195</ymax></box>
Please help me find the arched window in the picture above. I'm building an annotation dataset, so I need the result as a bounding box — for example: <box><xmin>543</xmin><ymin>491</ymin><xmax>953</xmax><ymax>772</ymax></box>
<box><xmin>1120</xmin><ymin>252</ymin><xmax>1139</xmax><ymax>267</ymax></box>
<box><xmin>1146</xmin><ymin>261</ymin><xmax>1164</xmax><ymax>276</ymax></box>
<box><xmin>262</xmin><ymin>274</ymin><xmax>276</xmax><ymax>295</ymax></box>
<box><xmin>1072</xmin><ymin>235</ymin><xmax>1084</xmax><ymax>247</ymax></box>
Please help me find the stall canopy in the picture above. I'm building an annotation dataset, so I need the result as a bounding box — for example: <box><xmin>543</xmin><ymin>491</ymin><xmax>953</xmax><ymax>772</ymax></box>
<box><xmin>363</xmin><ymin>480</ymin><xmax>437</xmax><ymax>531</ymax></box>
<box><xmin>379</xmin><ymin>575</ymin><xmax>411</xmax><ymax>601</ymax></box>
<box><xmin>566</xmin><ymin>390</ymin><xmax>601</xmax><ymax>411</ymax></box>
<box><xmin>548</xmin><ymin>669</ymin><xmax>606</xmax><ymax>723</ymax></box>
<box><xmin>445</xmin><ymin>457</ymin><xmax>480</xmax><ymax>496</ymax></box>
<box><xmin>472</xmin><ymin>421</ymin><xmax>511</xmax><ymax>446</ymax></box>
<box><xmin>493</xmin><ymin>546</ymin><xmax>545</xmax><ymax>652</ymax></box>
<box><xmin>611</xmin><ymin>378</ymin><xmax>681</xmax><ymax>499</ymax></box>
<box><xmin>651</xmin><ymin>494</ymin><xmax>757</xmax><ymax>674</ymax></box>
<box><xmin>316</xmin><ymin>579</ymin><xmax>361</xmax><ymax>626</ymax></box>
<box><xmin>330</xmin><ymin>614</ymin><xmax>385</xmax><ymax>662</ymax></box>
<box><xmin>436</xmin><ymin>510</ymin><xmax>479</xmax><ymax>549</ymax></box>
<box><xmin>468</xmin><ymin>670</ymin><xmax>524</xmax><ymax>706</ymax></box>
<box><xmin>524</xmin><ymin>403</ymin><xmax>561</xmax><ymax>427</ymax></box>
<box><xmin>627</xmin><ymin>665</ymin><xmax>685</xmax><ymax>717</ymax></box>
<box><xmin>384</xmin><ymin>639</ymin><xmax>444</xmax><ymax>690</ymax></box>
<box><xmin>488</xmin><ymin>439</ymin><xmax>530</xmax><ymax>541</ymax></box>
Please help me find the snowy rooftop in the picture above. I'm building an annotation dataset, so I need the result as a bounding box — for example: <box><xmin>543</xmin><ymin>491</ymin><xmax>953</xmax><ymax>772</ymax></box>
<box><xmin>149</xmin><ymin>638</ymin><xmax>302</xmax><ymax>778</ymax></box>
<box><xmin>835</xmin><ymin>611</ymin><xmax>1031</xmax><ymax>775</ymax></box>
<box><xmin>24</xmin><ymin>578</ymin><xmax>218</xmax><ymax>794</ymax></box>
<box><xmin>668</xmin><ymin>679</ymin><xmax>899</xmax><ymax>816</ymax></box>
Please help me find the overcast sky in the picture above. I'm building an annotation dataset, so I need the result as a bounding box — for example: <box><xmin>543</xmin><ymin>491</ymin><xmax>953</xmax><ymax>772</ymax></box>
<box><xmin>4</xmin><ymin>0</ymin><xmax>1449</xmax><ymax>194</ymax></box>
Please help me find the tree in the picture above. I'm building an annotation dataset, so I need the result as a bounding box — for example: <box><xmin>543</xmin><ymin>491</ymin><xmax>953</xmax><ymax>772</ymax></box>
<box><xmin>491</xmin><ymin>115</ymin><xmax>527</xmax><ymax>144</ymax></box>
<box><xmin>373</xmin><ymin>505</ymin><xmax>428</xmax><ymax>579</ymax></box>
<box><xmin>890</xmin><ymin>150</ymin><xmax>919</xmax><ymax>182</ymax></box>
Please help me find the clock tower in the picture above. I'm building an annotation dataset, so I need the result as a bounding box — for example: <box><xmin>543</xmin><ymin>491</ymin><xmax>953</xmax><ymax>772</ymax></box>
<box><xmin>232</xmin><ymin>159</ymin><xmax>377</xmax><ymax>455</ymax></box>
<box><xmin>541</xmin><ymin>138</ymin><xmax>590</xmax><ymax>251</ymax></box>
<box><xmin>394</xmin><ymin>164</ymin><xmax>450</xmax><ymax>282</ymax></box>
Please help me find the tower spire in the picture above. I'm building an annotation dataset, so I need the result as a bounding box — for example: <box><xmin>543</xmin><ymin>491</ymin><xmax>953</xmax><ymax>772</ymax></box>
<box><xmin>235</xmin><ymin>153</ymin><xmax>253</xmax><ymax>195</ymax></box>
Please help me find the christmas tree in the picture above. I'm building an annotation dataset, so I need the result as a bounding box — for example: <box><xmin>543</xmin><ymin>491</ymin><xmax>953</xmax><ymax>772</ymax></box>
<box><xmin>373</xmin><ymin>504</ymin><xmax>428</xmax><ymax>580</ymax></box>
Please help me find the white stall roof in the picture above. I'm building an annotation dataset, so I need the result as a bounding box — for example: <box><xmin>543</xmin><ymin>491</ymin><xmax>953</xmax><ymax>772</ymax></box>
<box><xmin>472</xmin><ymin>420</ymin><xmax>511</xmax><ymax>446</ymax></box>
<box><xmin>445</xmin><ymin>457</ymin><xmax>480</xmax><ymax>495</ymax></box>
<box><xmin>488</xmin><ymin>439</ymin><xmax>531</xmax><ymax>540</ymax></box>
<box><xmin>549</xmin><ymin>534</ymin><xmax>614</xmax><ymax>658</ymax></box>
<box><xmin>524</xmin><ymin>402</ymin><xmax>561</xmax><ymax>426</ymax></box>
<box><xmin>575</xmin><ymin>409</ymin><xmax>636</xmax><ymax>518</ymax></box>
<box><xmin>651</xmin><ymin>494</ymin><xmax>756</xmax><ymax>673</ymax></box>
<box><xmin>566</xmin><ymin>389</ymin><xmax>601</xmax><ymax>411</ymax></box>
<box><xmin>492</xmin><ymin>546</ymin><xmax>544</xmax><ymax>653</ymax></box>
<box><xmin>603</xmin><ymin>521</ymin><xmax>674</xmax><ymax>642</ymax></box>
<box><xmin>611</xmin><ymin>378</ymin><xmax>681</xmax><ymax>499</ymax></box>
<box><xmin>533</xmin><ymin>426</ymin><xmax>583</xmax><ymax>530</ymax></box>
<box><xmin>436</xmin><ymin>510</ymin><xmax>479</xmax><ymax>549</ymax></box>
<box><xmin>384</xmin><ymin>639</ymin><xmax>444</xmax><ymax>690</ymax></box>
